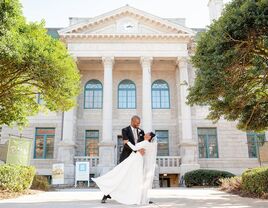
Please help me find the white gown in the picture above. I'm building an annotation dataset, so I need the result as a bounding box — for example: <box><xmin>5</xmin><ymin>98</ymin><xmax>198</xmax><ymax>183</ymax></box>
<box><xmin>92</xmin><ymin>138</ymin><xmax>157</xmax><ymax>205</ymax></box>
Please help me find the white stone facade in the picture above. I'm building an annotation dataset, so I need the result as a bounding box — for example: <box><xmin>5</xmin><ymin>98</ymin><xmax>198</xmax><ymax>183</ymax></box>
<box><xmin>0</xmin><ymin>4</ymin><xmax>266</xmax><ymax>186</ymax></box>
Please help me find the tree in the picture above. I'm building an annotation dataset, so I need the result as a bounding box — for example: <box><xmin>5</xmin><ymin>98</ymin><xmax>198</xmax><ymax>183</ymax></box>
<box><xmin>0</xmin><ymin>0</ymin><xmax>81</xmax><ymax>127</ymax></box>
<box><xmin>187</xmin><ymin>0</ymin><xmax>268</xmax><ymax>131</ymax></box>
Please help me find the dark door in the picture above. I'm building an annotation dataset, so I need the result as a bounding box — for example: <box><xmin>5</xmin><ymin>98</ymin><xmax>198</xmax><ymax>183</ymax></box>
<box><xmin>117</xmin><ymin>135</ymin><xmax>123</xmax><ymax>164</ymax></box>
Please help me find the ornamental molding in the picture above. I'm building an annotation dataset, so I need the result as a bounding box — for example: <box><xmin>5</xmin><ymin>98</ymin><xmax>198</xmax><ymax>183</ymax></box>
<box><xmin>58</xmin><ymin>5</ymin><xmax>196</xmax><ymax>36</ymax></box>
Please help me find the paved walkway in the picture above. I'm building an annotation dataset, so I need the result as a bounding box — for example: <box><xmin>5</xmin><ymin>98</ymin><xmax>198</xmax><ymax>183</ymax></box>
<box><xmin>0</xmin><ymin>188</ymin><xmax>268</xmax><ymax>208</ymax></box>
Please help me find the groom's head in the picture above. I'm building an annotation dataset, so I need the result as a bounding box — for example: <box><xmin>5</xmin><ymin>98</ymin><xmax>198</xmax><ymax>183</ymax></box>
<box><xmin>131</xmin><ymin>115</ymin><xmax>140</xmax><ymax>128</ymax></box>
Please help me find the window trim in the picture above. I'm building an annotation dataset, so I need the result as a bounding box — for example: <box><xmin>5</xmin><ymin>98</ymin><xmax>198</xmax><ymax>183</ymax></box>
<box><xmin>197</xmin><ymin>127</ymin><xmax>219</xmax><ymax>159</ymax></box>
<box><xmin>246</xmin><ymin>132</ymin><xmax>266</xmax><ymax>158</ymax></box>
<box><xmin>84</xmin><ymin>79</ymin><xmax>103</xmax><ymax>109</ymax></box>
<box><xmin>34</xmin><ymin>127</ymin><xmax>55</xmax><ymax>159</ymax></box>
<box><xmin>155</xmin><ymin>130</ymin><xmax>169</xmax><ymax>156</ymax></box>
<box><xmin>117</xmin><ymin>79</ymin><xmax>137</xmax><ymax>109</ymax></box>
<box><xmin>151</xmin><ymin>80</ymin><xmax>170</xmax><ymax>109</ymax></box>
<box><xmin>85</xmin><ymin>130</ymin><xmax>99</xmax><ymax>157</ymax></box>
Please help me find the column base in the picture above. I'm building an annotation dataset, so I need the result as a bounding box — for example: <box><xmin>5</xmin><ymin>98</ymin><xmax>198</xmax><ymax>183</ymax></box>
<box><xmin>98</xmin><ymin>141</ymin><xmax>116</xmax><ymax>176</ymax></box>
<box><xmin>57</xmin><ymin>142</ymin><xmax>76</xmax><ymax>186</ymax></box>
<box><xmin>179</xmin><ymin>140</ymin><xmax>200</xmax><ymax>176</ymax></box>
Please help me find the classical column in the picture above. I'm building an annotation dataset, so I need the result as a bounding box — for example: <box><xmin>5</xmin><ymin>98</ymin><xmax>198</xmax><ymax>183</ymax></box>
<box><xmin>102</xmin><ymin>56</ymin><xmax>114</xmax><ymax>143</ymax></box>
<box><xmin>98</xmin><ymin>57</ymin><xmax>115</xmax><ymax>175</ymax></box>
<box><xmin>178</xmin><ymin>57</ymin><xmax>193</xmax><ymax>142</ymax></box>
<box><xmin>140</xmin><ymin>57</ymin><xmax>153</xmax><ymax>132</ymax></box>
<box><xmin>176</xmin><ymin>57</ymin><xmax>200</xmax><ymax>176</ymax></box>
<box><xmin>57</xmin><ymin>107</ymin><xmax>77</xmax><ymax>185</ymax></box>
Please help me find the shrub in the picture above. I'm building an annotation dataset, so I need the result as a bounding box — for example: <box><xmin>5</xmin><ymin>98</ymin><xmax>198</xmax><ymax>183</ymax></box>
<box><xmin>31</xmin><ymin>175</ymin><xmax>50</xmax><ymax>191</ymax></box>
<box><xmin>0</xmin><ymin>164</ymin><xmax>36</xmax><ymax>192</ymax></box>
<box><xmin>219</xmin><ymin>176</ymin><xmax>242</xmax><ymax>193</ymax></box>
<box><xmin>184</xmin><ymin>169</ymin><xmax>235</xmax><ymax>187</ymax></box>
<box><xmin>242</xmin><ymin>166</ymin><xmax>268</xmax><ymax>197</ymax></box>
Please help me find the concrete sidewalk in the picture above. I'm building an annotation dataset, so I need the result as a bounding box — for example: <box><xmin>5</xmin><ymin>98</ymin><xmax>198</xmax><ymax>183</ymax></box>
<box><xmin>0</xmin><ymin>188</ymin><xmax>268</xmax><ymax>208</ymax></box>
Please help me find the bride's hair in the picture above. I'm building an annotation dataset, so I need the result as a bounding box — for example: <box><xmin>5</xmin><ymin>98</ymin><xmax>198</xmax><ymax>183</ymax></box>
<box><xmin>148</xmin><ymin>132</ymin><xmax>156</xmax><ymax>142</ymax></box>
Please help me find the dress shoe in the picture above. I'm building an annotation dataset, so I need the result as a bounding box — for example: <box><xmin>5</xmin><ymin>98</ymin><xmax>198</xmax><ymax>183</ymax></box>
<box><xmin>101</xmin><ymin>195</ymin><xmax>111</xmax><ymax>203</ymax></box>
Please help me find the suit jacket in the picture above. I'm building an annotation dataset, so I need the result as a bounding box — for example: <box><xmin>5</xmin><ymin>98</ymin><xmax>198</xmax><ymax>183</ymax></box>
<box><xmin>119</xmin><ymin>126</ymin><xmax>145</xmax><ymax>163</ymax></box>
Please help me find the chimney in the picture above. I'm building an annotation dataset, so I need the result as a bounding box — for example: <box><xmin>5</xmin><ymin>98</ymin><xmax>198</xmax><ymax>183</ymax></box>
<box><xmin>208</xmin><ymin>0</ymin><xmax>224</xmax><ymax>23</ymax></box>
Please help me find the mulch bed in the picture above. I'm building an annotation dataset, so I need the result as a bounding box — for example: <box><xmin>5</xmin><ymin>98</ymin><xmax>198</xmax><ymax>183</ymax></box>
<box><xmin>0</xmin><ymin>189</ymin><xmax>44</xmax><ymax>200</ymax></box>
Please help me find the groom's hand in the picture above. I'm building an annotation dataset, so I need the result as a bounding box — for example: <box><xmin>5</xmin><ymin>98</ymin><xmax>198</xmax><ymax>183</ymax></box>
<box><xmin>138</xmin><ymin>148</ymin><xmax>145</xmax><ymax>156</ymax></box>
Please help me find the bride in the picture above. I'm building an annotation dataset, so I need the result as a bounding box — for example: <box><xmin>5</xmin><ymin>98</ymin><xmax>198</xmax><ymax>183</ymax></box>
<box><xmin>92</xmin><ymin>132</ymin><xmax>157</xmax><ymax>205</ymax></box>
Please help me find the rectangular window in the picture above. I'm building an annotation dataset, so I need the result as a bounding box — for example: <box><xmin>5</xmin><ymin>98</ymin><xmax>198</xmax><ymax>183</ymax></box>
<box><xmin>198</xmin><ymin>128</ymin><xmax>218</xmax><ymax>158</ymax></box>
<box><xmin>34</xmin><ymin>128</ymin><xmax>55</xmax><ymax>159</ymax></box>
<box><xmin>156</xmin><ymin>130</ymin><xmax>169</xmax><ymax>156</ymax></box>
<box><xmin>85</xmin><ymin>130</ymin><xmax>99</xmax><ymax>156</ymax></box>
<box><xmin>247</xmin><ymin>132</ymin><xmax>266</xmax><ymax>158</ymax></box>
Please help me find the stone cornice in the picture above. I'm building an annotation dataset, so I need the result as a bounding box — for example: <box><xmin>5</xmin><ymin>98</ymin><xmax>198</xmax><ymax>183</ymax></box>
<box><xmin>60</xmin><ymin>33</ymin><xmax>193</xmax><ymax>41</ymax></box>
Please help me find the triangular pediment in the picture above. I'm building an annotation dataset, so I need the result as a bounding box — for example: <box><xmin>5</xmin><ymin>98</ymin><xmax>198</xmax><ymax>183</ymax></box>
<box><xmin>59</xmin><ymin>5</ymin><xmax>195</xmax><ymax>36</ymax></box>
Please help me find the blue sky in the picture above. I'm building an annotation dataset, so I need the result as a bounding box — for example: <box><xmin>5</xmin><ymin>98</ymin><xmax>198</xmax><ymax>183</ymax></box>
<box><xmin>20</xmin><ymin>0</ymin><xmax>231</xmax><ymax>28</ymax></box>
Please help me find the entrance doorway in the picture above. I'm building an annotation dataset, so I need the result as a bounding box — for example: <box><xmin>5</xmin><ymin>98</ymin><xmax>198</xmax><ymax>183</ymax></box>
<box><xmin>159</xmin><ymin>174</ymin><xmax>179</xmax><ymax>187</ymax></box>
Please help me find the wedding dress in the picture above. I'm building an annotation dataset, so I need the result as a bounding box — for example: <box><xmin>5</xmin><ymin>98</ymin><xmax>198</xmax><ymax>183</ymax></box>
<box><xmin>92</xmin><ymin>138</ymin><xmax>157</xmax><ymax>205</ymax></box>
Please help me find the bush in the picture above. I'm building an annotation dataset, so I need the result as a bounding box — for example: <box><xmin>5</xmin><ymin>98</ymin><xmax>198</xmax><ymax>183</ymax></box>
<box><xmin>219</xmin><ymin>176</ymin><xmax>242</xmax><ymax>193</ymax></box>
<box><xmin>184</xmin><ymin>169</ymin><xmax>235</xmax><ymax>187</ymax></box>
<box><xmin>31</xmin><ymin>175</ymin><xmax>50</xmax><ymax>191</ymax></box>
<box><xmin>0</xmin><ymin>164</ymin><xmax>36</xmax><ymax>192</ymax></box>
<box><xmin>242</xmin><ymin>166</ymin><xmax>268</xmax><ymax>197</ymax></box>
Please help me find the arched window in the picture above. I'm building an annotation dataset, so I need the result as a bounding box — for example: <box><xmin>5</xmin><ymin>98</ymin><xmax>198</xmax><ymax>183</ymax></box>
<box><xmin>152</xmin><ymin>80</ymin><xmax>170</xmax><ymax>109</ymax></box>
<box><xmin>118</xmin><ymin>80</ymin><xmax>136</xmax><ymax>109</ymax></box>
<box><xmin>84</xmin><ymin>80</ymin><xmax>103</xmax><ymax>109</ymax></box>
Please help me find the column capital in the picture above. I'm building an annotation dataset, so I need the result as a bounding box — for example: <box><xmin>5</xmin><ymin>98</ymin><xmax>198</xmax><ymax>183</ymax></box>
<box><xmin>102</xmin><ymin>56</ymin><xmax>114</xmax><ymax>68</ymax></box>
<box><xmin>176</xmin><ymin>56</ymin><xmax>189</xmax><ymax>67</ymax></box>
<box><xmin>140</xmin><ymin>56</ymin><xmax>153</xmax><ymax>68</ymax></box>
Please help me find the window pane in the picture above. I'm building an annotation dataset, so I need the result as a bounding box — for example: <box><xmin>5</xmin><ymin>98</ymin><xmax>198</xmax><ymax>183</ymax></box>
<box><xmin>208</xmin><ymin>135</ymin><xmax>218</xmax><ymax>158</ymax></box>
<box><xmin>35</xmin><ymin>136</ymin><xmax>44</xmax><ymax>158</ymax></box>
<box><xmin>247</xmin><ymin>132</ymin><xmax>265</xmax><ymax>158</ymax></box>
<box><xmin>152</xmin><ymin>80</ymin><xmax>170</xmax><ymax>109</ymax></box>
<box><xmin>45</xmin><ymin>136</ymin><xmax>54</xmax><ymax>159</ymax></box>
<box><xmin>198</xmin><ymin>135</ymin><xmax>206</xmax><ymax>158</ymax></box>
<box><xmin>197</xmin><ymin>128</ymin><xmax>218</xmax><ymax>158</ymax></box>
<box><xmin>85</xmin><ymin>130</ymin><xmax>99</xmax><ymax>156</ymax></box>
<box><xmin>156</xmin><ymin>130</ymin><xmax>169</xmax><ymax>156</ymax></box>
<box><xmin>84</xmin><ymin>80</ymin><xmax>103</xmax><ymax>109</ymax></box>
<box><xmin>35</xmin><ymin>128</ymin><xmax>55</xmax><ymax>159</ymax></box>
<box><xmin>118</xmin><ymin>80</ymin><xmax>136</xmax><ymax>109</ymax></box>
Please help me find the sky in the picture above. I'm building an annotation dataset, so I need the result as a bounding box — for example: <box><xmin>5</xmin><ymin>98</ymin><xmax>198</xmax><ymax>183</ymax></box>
<box><xmin>20</xmin><ymin>0</ymin><xmax>232</xmax><ymax>29</ymax></box>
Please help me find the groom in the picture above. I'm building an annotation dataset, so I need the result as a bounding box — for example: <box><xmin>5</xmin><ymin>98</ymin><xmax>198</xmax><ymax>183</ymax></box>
<box><xmin>101</xmin><ymin>115</ymin><xmax>145</xmax><ymax>203</ymax></box>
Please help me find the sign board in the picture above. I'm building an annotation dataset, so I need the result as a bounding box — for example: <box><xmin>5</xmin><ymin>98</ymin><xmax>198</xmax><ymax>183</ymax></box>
<box><xmin>75</xmin><ymin>162</ymin><xmax>90</xmax><ymax>187</ymax></box>
<box><xmin>6</xmin><ymin>137</ymin><xmax>33</xmax><ymax>166</ymax></box>
<box><xmin>259</xmin><ymin>142</ymin><xmax>268</xmax><ymax>163</ymax></box>
<box><xmin>52</xmin><ymin>163</ymin><xmax>64</xmax><ymax>185</ymax></box>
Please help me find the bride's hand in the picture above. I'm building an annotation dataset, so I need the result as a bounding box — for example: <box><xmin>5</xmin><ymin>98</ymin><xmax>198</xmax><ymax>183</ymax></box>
<box><xmin>138</xmin><ymin>148</ymin><xmax>145</xmax><ymax>156</ymax></box>
<box><xmin>123</xmin><ymin>140</ymin><xmax>129</xmax><ymax>144</ymax></box>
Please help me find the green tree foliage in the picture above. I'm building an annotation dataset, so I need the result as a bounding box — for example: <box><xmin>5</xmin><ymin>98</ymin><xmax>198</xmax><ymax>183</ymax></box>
<box><xmin>0</xmin><ymin>0</ymin><xmax>81</xmax><ymax>127</ymax></box>
<box><xmin>188</xmin><ymin>0</ymin><xmax>268</xmax><ymax>131</ymax></box>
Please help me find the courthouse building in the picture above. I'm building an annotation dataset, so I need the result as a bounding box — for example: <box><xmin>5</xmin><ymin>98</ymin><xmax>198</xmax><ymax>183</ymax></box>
<box><xmin>0</xmin><ymin>0</ymin><xmax>267</xmax><ymax>186</ymax></box>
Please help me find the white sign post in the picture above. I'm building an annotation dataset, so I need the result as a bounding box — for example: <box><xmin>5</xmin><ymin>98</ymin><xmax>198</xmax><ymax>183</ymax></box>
<box><xmin>75</xmin><ymin>162</ymin><xmax>90</xmax><ymax>187</ymax></box>
<box><xmin>52</xmin><ymin>163</ymin><xmax>64</xmax><ymax>185</ymax></box>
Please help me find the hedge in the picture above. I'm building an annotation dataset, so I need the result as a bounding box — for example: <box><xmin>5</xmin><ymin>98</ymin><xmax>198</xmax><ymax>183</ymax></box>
<box><xmin>0</xmin><ymin>164</ymin><xmax>36</xmax><ymax>192</ymax></box>
<box><xmin>184</xmin><ymin>169</ymin><xmax>235</xmax><ymax>187</ymax></box>
<box><xmin>31</xmin><ymin>175</ymin><xmax>50</xmax><ymax>191</ymax></box>
<box><xmin>242</xmin><ymin>166</ymin><xmax>268</xmax><ymax>196</ymax></box>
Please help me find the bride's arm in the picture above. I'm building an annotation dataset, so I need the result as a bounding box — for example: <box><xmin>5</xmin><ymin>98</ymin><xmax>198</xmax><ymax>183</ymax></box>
<box><xmin>126</xmin><ymin>141</ymin><xmax>146</xmax><ymax>151</ymax></box>
<box><xmin>126</xmin><ymin>141</ymin><xmax>138</xmax><ymax>151</ymax></box>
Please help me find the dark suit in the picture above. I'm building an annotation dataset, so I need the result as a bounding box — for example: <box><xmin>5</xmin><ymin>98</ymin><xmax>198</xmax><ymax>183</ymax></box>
<box><xmin>119</xmin><ymin>126</ymin><xmax>145</xmax><ymax>163</ymax></box>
